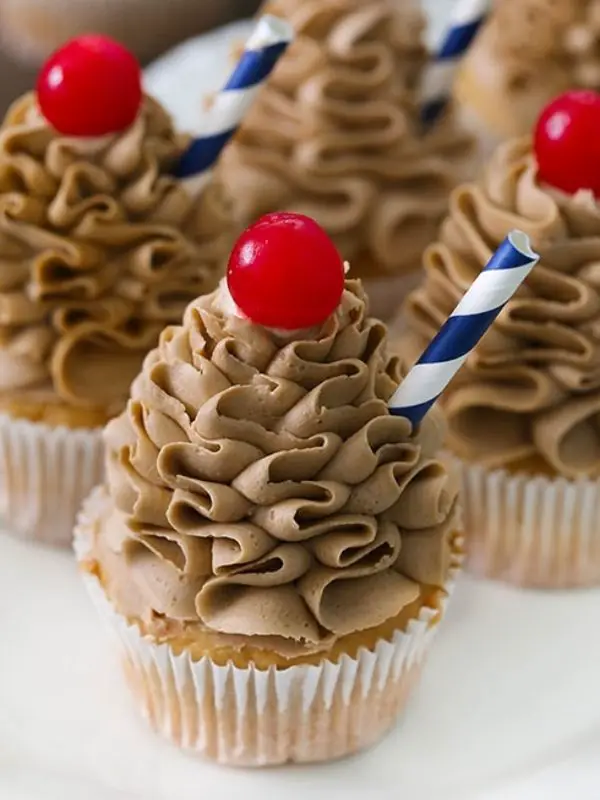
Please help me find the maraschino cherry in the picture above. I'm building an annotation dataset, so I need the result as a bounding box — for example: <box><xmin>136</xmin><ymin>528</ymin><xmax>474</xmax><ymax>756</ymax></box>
<box><xmin>227</xmin><ymin>212</ymin><xmax>346</xmax><ymax>330</ymax></box>
<box><xmin>534</xmin><ymin>89</ymin><xmax>600</xmax><ymax>197</ymax></box>
<box><xmin>36</xmin><ymin>34</ymin><xmax>142</xmax><ymax>136</ymax></box>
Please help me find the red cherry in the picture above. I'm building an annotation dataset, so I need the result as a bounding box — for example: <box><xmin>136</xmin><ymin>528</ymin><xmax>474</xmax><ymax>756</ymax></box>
<box><xmin>534</xmin><ymin>89</ymin><xmax>600</xmax><ymax>197</ymax></box>
<box><xmin>36</xmin><ymin>35</ymin><xmax>142</xmax><ymax>136</ymax></box>
<box><xmin>227</xmin><ymin>212</ymin><xmax>346</xmax><ymax>330</ymax></box>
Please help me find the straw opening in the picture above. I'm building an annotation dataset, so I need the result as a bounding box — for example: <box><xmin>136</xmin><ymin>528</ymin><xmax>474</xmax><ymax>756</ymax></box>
<box><xmin>508</xmin><ymin>230</ymin><xmax>536</xmax><ymax>261</ymax></box>
<box><xmin>246</xmin><ymin>14</ymin><xmax>294</xmax><ymax>49</ymax></box>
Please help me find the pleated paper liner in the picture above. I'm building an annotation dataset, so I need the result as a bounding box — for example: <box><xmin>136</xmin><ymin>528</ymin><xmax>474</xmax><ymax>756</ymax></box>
<box><xmin>456</xmin><ymin>458</ymin><xmax>600</xmax><ymax>588</ymax></box>
<box><xmin>75</xmin><ymin>486</ymin><xmax>463</xmax><ymax>767</ymax></box>
<box><xmin>0</xmin><ymin>414</ymin><xmax>103</xmax><ymax>546</ymax></box>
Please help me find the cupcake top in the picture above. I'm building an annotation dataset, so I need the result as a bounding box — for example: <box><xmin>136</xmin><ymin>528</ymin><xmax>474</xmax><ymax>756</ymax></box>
<box><xmin>219</xmin><ymin>0</ymin><xmax>472</xmax><ymax>277</ymax></box>
<box><xmin>460</xmin><ymin>1</ymin><xmax>600</xmax><ymax>137</ymax></box>
<box><xmin>0</xmin><ymin>37</ymin><xmax>231</xmax><ymax>415</ymax></box>
<box><xmin>98</xmin><ymin>213</ymin><xmax>458</xmax><ymax>657</ymax></box>
<box><xmin>404</xmin><ymin>95</ymin><xmax>600</xmax><ymax>478</ymax></box>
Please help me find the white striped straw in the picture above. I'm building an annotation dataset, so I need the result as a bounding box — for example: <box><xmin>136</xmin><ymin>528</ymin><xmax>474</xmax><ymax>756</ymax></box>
<box><xmin>174</xmin><ymin>14</ymin><xmax>293</xmax><ymax>185</ymax></box>
<box><xmin>421</xmin><ymin>0</ymin><xmax>490</xmax><ymax>126</ymax></box>
<box><xmin>389</xmin><ymin>230</ymin><xmax>539</xmax><ymax>426</ymax></box>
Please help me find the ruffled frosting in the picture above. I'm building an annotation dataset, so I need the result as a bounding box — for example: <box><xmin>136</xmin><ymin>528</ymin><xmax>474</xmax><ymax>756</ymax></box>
<box><xmin>99</xmin><ymin>280</ymin><xmax>458</xmax><ymax>653</ymax></box>
<box><xmin>462</xmin><ymin>1</ymin><xmax>600</xmax><ymax>136</ymax></box>
<box><xmin>219</xmin><ymin>0</ymin><xmax>472</xmax><ymax>277</ymax></box>
<box><xmin>0</xmin><ymin>92</ymin><xmax>232</xmax><ymax>410</ymax></box>
<box><xmin>405</xmin><ymin>137</ymin><xmax>600</xmax><ymax>478</ymax></box>
<box><xmin>488</xmin><ymin>0</ymin><xmax>578</xmax><ymax>66</ymax></box>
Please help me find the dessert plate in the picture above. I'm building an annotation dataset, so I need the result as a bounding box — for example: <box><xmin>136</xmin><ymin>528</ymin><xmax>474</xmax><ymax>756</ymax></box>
<box><xmin>2</xmin><ymin>532</ymin><xmax>600</xmax><ymax>800</ymax></box>
<box><xmin>143</xmin><ymin>3</ymin><xmax>455</xmax><ymax>136</ymax></box>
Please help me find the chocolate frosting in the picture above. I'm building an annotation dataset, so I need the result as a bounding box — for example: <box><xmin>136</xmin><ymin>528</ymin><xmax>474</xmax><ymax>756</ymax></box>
<box><xmin>0</xmin><ymin>92</ymin><xmax>232</xmax><ymax>411</ymax></box>
<box><xmin>219</xmin><ymin>0</ymin><xmax>472</xmax><ymax>277</ymax></box>
<box><xmin>100</xmin><ymin>280</ymin><xmax>458</xmax><ymax>652</ymax></box>
<box><xmin>405</xmin><ymin>137</ymin><xmax>600</xmax><ymax>478</ymax></box>
<box><xmin>463</xmin><ymin>1</ymin><xmax>600</xmax><ymax>137</ymax></box>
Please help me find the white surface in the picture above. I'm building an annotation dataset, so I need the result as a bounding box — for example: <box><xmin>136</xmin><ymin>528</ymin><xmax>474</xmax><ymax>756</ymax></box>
<box><xmin>3</xmin><ymin>532</ymin><xmax>600</xmax><ymax>800</ymax></box>
<box><xmin>5</xmin><ymin>5</ymin><xmax>600</xmax><ymax>799</ymax></box>
<box><xmin>143</xmin><ymin>2</ymin><xmax>455</xmax><ymax>136</ymax></box>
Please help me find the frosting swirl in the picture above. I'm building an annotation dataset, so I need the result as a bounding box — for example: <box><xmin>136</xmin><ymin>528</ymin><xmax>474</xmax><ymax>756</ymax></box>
<box><xmin>219</xmin><ymin>0</ymin><xmax>472</xmax><ymax>277</ymax></box>
<box><xmin>0</xmin><ymin>92</ymin><xmax>232</xmax><ymax>411</ymax></box>
<box><xmin>460</xmin><ymin>1</ymin><xmax>600</xmax><ymax>138</ymax></box>
<box><xmin>99</xmin><ymin>280</ymin><xmax>458</xmax><ymax>653</ymax></box>
<box><xmin>404</xmin><ymin>137</ymin><xmax>600</xmax><ymax>478</ymax></box>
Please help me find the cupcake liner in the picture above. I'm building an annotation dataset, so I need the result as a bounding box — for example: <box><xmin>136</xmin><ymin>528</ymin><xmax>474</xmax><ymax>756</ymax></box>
<box><xmin>0</xmin><ymin>414</ymin><xmax>103</xmax><ymax>547</ymax></box>
<box><xmin>75</xmin><ymin>487</ymin><xmax>462</xmax><ymax>766</ymax></box>
<box><xmin>363</xmin><ymin>269</ymin><xmax>423</xmax><ymax>322</ymax></box>
<box><xmin>456</xmin><ymin>458</ymin><xmax>600</xmax><ymax>588</ymax></box>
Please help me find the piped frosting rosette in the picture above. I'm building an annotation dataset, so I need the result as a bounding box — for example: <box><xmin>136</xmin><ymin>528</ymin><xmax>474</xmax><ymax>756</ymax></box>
<box><xmin>219</xmin><ymin>0</ymin><xmax>472</xmax><ymax>317</ymax></box>
<box><xmin>456</xmin><ymin>1</ymin><xmax>600</xmax><ymax>148</ymax></box>
<box><xmin>76</xmin><ymin>273</ymin><xmax>461</xmax><ymax>765</ymax></box>
<box><xmin>0</xmin><ymin>34</ymin><xmax>234</xmax><ymax>546</ymax></box>
<box><xmin>100</xmin><ymin>280</ymin><xmax>458</xmax><ymax>651</ymax></box>
<box><xmin>0</xmin><ymin>92</ymin><xmax>230</xmax><ymax>409</ymax></box>
<box><xmin>404</xmin><ymin>135</ymin><xmax>600</xmax><ymax>587</ymax></box>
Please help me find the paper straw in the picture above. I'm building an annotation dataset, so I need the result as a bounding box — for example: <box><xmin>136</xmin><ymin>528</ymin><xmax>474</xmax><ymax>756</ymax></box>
<box><xmin>174</xmin><ymin>14</ymin><xmax>293</xmax><ymax>180</ymax></box>
<box><xmin>421</xmin><ymin>0</ymin><xmax>490</xmax><ymax>126</ymax></box>
<box><xmin>389</xmin><ymin>231</ymin><xmax>539</xmax><ymax>426</ymax></box>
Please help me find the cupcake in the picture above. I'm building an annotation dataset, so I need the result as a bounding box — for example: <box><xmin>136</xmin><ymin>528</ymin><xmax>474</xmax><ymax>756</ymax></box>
<box><xmin>455</xmin><ymin>0</ymin><xmax>600</xmax><ymax>157</ymax></box>
<box><xmin>0</xmin><ymin>0</ymin><xmax>258</xmax><ymax>65</ymax></box>
<box><xmin>0</xmin><ymin>35</ymin><xmax>233</xmax><ymax>545</ymax></box>
<box><xmin>75</xmin><ymin>212</ymin><xmax>462</xmax><ymax>766</ymax></box>
<box><xmin>219</xmin><ymin>0</ymin><xmax>474</xmax><ymax>321</ymax></box>
<box><xmin>403</xmin><ymin>90</ymin><xmax>600</xmax><ymax>588</ymax></box>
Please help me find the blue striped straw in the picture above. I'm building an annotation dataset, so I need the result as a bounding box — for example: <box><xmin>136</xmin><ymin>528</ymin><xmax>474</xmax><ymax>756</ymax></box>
<box><xmin>174</xmin><ymin>14</ymin><xmax>294</xmax><ymax>180</ymax></box>
<box><xmin>389</xmin><ymin>231</ymin><xmax>539</xmax><ymax>426</ymax></box>
<box><xmin>421</xmin><ymin>0</ymin><xmax>490</xmax><ymax>126</ymax></box>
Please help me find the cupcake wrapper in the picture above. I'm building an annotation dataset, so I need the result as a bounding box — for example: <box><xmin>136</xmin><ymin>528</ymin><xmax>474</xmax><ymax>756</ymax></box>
<box><xmin>0</xmin><ymin>415</ymin><xmax>103</xmax><ymax>547</ymax></box>
<box><xmin>75</xmin><ymin>488</ymin><xmax>461</xmax><ymax>766</ymax></box>
<box><xmin>457</xmin><ymin>459</ymin><xmax>600</xmax><ymax>588</ymax></box>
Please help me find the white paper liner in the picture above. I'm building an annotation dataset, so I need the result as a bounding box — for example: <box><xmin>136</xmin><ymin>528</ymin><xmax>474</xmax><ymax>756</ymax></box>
<box><xmin>75</xmin><ymin>487</ymin><xmax>462</xmax><ymax>766</ymax></box>
<box><xmin>456</xmin><ymin>458</ymin><xmax>600</xmax><ymax>588</ymax></box>
<box><xmin>362</xmin><ymin>270</ymin><xmax>423</xmax><ymax>322</ymax></box>
<box><xmin>0</xmin><ymin>414</ymin><xmax>103</xmax><ymax>547</ymax></box>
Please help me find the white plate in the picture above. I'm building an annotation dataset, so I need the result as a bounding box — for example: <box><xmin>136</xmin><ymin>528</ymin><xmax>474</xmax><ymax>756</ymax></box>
<box><xmin>143</xmin><ymin>2</ymin><xmax>457</xmax><ymax>135</ymax></box>
<box><xmin>4</xmin><ymin>7</ymin><xmax>600</xmax><ymax>799</ymax></box>
<box><xmin>2</xmin><ymin>532</ymin><xmax>600</xmax><ymax>800</ymax></box>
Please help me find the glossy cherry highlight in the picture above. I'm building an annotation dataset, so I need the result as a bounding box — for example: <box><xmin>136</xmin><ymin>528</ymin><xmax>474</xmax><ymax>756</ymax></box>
<box><xmin>227</xmin><ymin>212</ymin><xmax>346</xmax><ymax>330</ymax></box>
<box><xmin>534</xmin><ymin>89</ymin><xmax>600</xmax><ymax>197</ymax></box>
<box><xmin>36</xmin><ymin>34</ymin><xmax>142</xmax><ymax>136</ymax></box>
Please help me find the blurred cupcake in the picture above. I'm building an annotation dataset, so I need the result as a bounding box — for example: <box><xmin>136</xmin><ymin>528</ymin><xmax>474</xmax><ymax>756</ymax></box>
<box><xmin>403</xmin><ymin>90</ymin><xmax>600</xmax><ymax>588</ymax></box>
<box><xmin>219</xmin><ymin>0</ymin><xmax>474</xmax><ymax>321</ymax></box>
<box><xmin>75</xmin><ymin>213</ymin><xmax>461</xmax><ymax>766</ymax></box>
<box><xmin>0</xmin><ymin>36</ymin><xmax>233</xmax><ymax>545</ymax></box>
<box><xmin>0</xmin><ymin>0</ymin><xmax>260</xmax><ymax>65</ymax></box>
<box><xmin>455</xmin><ymin>0</ymin><xmax>600</xmax><ymax>158</ymax></box>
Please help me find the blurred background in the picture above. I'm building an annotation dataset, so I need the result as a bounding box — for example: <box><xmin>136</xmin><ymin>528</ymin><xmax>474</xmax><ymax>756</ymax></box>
<box><xmin>0</xmin><ymin>0</ymin><xmax>263</xmax><ymax>111</ymax></box>
<box><xmin>0</xmin><ymin>0</ymin><xmax>450</xmax><ymax>114</ymax></box>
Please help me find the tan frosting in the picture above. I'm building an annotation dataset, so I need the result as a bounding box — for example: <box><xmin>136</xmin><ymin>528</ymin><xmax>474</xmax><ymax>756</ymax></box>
<box><xmin>97</xmin><ymin>279</ymin><xmax>459</xmax><ymax>654</ymax></box>
<box><xmin>405</xmin><ymin>137</ymin><xmax>600</xmax><ymax>479</ymax></box>
<box><xmin>0</xmin><ymin>92</ymin><xmax>232</xmax><ymax>412</ymax></box>
<box><xmin>219</xmin><ymin>0</ymin><xmax>472</xmax><ymax>278</ymax></box>
<box><xmin>460</xmin><ymin>1</ymin><xmax>600</xmax><ymax>138</ymax></box>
